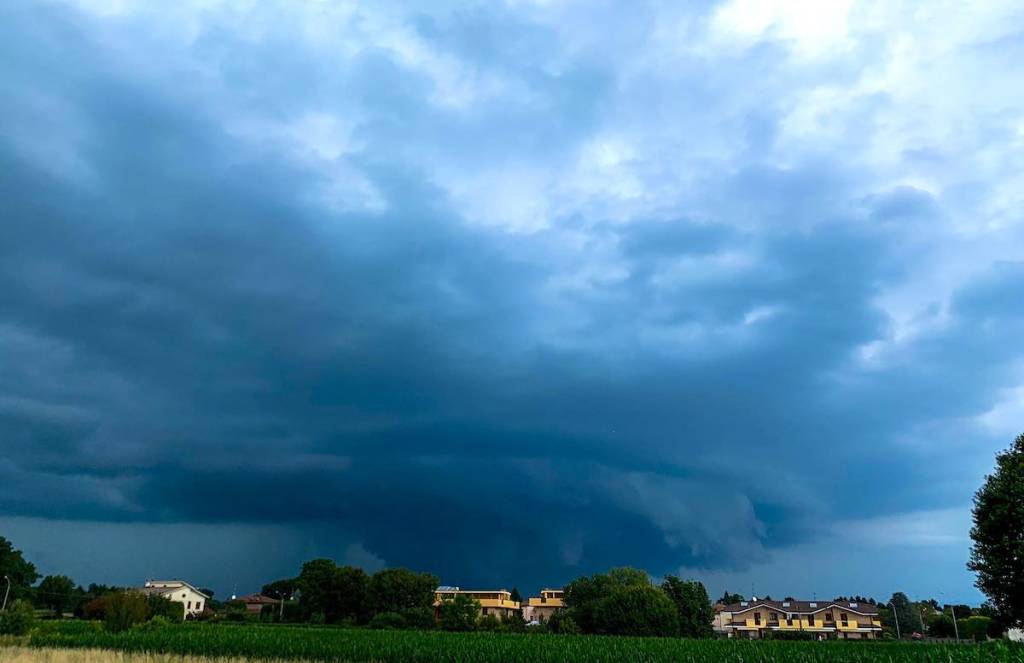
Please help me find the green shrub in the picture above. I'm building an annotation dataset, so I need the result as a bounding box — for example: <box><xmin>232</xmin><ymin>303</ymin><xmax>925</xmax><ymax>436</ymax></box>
<box><xmin>281</xmin><ymin>602</ymin><xmax>303</xmax><ymax>623</ymax></box>
<box><xmin>588</xmin><ymin>586</ymin><xmax>679</xmax><ymax>637</ymax></box>
<box><xmin>104</xmin><ymin>592</ymin><xmax>149</xmax><ymax>633</ymax></box>
<box><xmin>963</xmin><ymin>616</ymin><xmax>992</xmax><ymax>642</ymax></box>
<box><xmin>0</xmin><ymin>599</ymin><xmax>37</xmax><ymax>635</ymax></box>
<box><xmin>400</xmin><ymin>606</ymin><xmax>436</xmax><ymax>630</ymax></box>
<box><xmin>146</xmin><ymin>595</ymin><xmax>183</xmax><ymax>621</ymax></box>
<box><xmin>224</xmin><ymin>599</ymin><xmax>250</xmax><ymax>622</ymax></box>
<box><xmin>80</xmin><ymin>596</ymin><xmax>108</xmax><ymax>620</ymax></box>
<box><xmin>132</xmin><ymin>615</ymin><xmax>173</xmax><ymax>631</ymax></box>
<box><xmin>438</xmin><ymin>594</ymin><xmax>479</xmax><ymax>632</ymax></box>
<box><xmin>369</xmin><ymin>612</ymin><xmax>407</xmax><ymax>630</ymax></box>
<box><xmin>478</xmin><ymin>614</ymin><xmax>501</xmax><ymax>632</ymax></box>
<box><xmin>548</xmin><ymin>612</ymin><xmax>581</xmax><ymax>635</ymax></box>
<box><xmin>503</xmin><ymin>611</ymin><xmax>527</xmax><ymax>633</ymax></box>
<box><xmin>763</xmin><ymin>630</ymin><xmax>815</xmax><ymax>640</ymax></box>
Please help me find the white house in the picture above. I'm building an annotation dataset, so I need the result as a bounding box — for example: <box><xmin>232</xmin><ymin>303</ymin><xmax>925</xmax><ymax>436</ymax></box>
<box><xmin>139</xmin><ymin>580</ymin><xmax>209</xmax><ymax>619</ymax></box>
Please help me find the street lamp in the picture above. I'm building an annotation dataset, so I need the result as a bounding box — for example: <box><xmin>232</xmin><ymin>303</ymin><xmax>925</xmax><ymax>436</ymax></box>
<box><xmin>2</xmin><ymin>575</ymin><xmax>10</xmax><ymax>612</ymax></box>
<box><xmin>889</xmin><ymin>600</ymin><xmax>901</xmax><ymax>639</ymax></box>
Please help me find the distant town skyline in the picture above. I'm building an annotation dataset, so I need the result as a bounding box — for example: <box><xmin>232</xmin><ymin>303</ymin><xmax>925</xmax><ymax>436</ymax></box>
<box><xmin>2</xmin><ymin>0</ymin><xmax>1022</xmax><ymax>606</ymax></box>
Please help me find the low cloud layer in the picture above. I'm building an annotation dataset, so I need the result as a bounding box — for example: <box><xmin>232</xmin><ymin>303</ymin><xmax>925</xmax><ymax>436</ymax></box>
<box><xmin>2</xmin><ymin>0</ymin><xmax>1023</xmax><ymax>601</ymax></box>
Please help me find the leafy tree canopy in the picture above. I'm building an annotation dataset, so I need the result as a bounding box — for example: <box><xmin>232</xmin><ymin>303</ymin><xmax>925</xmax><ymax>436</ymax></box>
<box><xmin>296</xmin><ymin>559</ymin><xmax>370</xmax><ymax>624</ymax></box>
<box><xmin>564</xmin><ymin>566</ymin><xmax>649</xmax><ymax>611</ymax></box>
<box><xmin>437</xmin><ymin>593</ymin><xmax>479</xmax><ymax>631</ymax></box>
<box><xmin>884</xmin><ymin>592</ymin><xmax>924</xmax><ymax>635</ymax></box>
<box><xmin>0</xmin><ymin>536</ymin><xmax>39</xmax><ymax>602</ymax></box>
<box><xmin>262</xmin><ymin>578</ymin><xmax>298</xmax><ymax>601</ymax></box>
<box><xmin>36</xmin><ymin>574</ymin><xmax>76</xmax><ymax>615</ymax></box>
<box><xmin>564</xmin><ymin>567</ymin><xmax>679</xmax><ymax>636</ymax></box>
<box><xmin>369</xmin><ymin>568</ymin><xmax>438</xmax><ymax>615</ymax></box>
<box><xmin>588</xmin><ymin>584</ymin><xmax>679</xmax><ymax>637</ymax></box>
<box><xmin>0</xmin><ymin>599</ymin><xmax>36</xmax><ymax>635</ymax></box>
<box><xmin>717</xmin><ymin>591</ymin><xmax>744</xmax><ymax>605</ymax></box>
<box><xmin>661</xmin><ymin>576</ymin><xmax>713</xmax><ymax>638</ymax></box>
<box><xmin>969</xmin><ymin>433</ymin><xmax>1024</xmax><ymax>627</ymax></box>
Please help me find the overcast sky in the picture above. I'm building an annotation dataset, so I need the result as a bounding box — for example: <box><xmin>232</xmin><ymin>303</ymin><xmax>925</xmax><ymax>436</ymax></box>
<box><xmin>2</xmin><ymin>0</ymin><xmax>1023</xmax><ymax>604</ymax></box>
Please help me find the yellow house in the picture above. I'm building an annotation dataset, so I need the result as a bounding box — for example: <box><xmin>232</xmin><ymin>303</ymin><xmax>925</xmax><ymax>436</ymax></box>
<box><xmin>433</xmin><ymin>587</ymin><xmax>520</xmax><ymax>621</ymax></box>
<box><xmin>524</xmin><ymin>588</ymin><xmax>565</xmax><ymax>623</ymax></box>
<box><xmin>716</xmin><ymin>598</ymin><xmax>883</xmax><ymax>640</ymax></box>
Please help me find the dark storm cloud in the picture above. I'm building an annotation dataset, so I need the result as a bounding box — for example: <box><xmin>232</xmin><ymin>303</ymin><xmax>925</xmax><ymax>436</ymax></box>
<box><xmin>1</xmin><ymin>0</ymin><xmax>1021</xmax><ymax>598</ymax></box>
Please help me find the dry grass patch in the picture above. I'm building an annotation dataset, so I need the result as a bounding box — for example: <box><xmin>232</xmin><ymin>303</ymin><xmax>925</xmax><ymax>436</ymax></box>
<box><xmin>0</xmin><ymin>647</ymin><xmax>312</xmax><ymax>663</ymax></box>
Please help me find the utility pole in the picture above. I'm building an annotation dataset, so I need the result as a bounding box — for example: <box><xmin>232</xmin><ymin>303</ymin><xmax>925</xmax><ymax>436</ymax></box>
<box><xmin>2</xmin><ymin>576</ymin><xmax>10</xmax><ymax>612</ymax></box>
<box><xmin>890</xmin><ymin>601</ymin><xmax>901</xmax><ymax>639</ymax></box>
<box><xmin>939</xmin><ymin>592</ymin><xmax>959</xmax><ymax>643</ymax></box>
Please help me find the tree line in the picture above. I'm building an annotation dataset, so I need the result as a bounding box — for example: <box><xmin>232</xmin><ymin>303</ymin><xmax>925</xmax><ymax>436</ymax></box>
<box><xmin>250</xmin><ymin>560</ymin><xmax>715</xmax><ymax>638</ymax></box>
<box><xmin>0</xmin><ymin>542</ymin><xmax>714</xmax><ymax>638</ymax></box>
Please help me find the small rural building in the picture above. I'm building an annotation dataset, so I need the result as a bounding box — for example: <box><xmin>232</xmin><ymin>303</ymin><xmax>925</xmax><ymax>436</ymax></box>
<box><xmin>239</xmin><ymin>593</ymin><xmax>279</xmax><ymax>615</ymax></box>
<box><xmin>523</xmin><ymin>588</ymin><xmax>565</xmax><ymax>623</ymax></box>
<box><xmin>139</xmin><ymin>580</ymin><xmax>209</xmax><ymax>619</ymax></box>
<box><xmin>433</xmin><ymin>586</ymin><xmax>521</xmax><ymax>621</ymax></box>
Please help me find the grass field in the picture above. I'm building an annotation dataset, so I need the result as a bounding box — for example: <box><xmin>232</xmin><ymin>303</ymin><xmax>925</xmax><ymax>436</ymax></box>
<box><xmin>19</xmin><ymin>621</ymin><xmax>1024</xmax><ymax>663</ymax></box>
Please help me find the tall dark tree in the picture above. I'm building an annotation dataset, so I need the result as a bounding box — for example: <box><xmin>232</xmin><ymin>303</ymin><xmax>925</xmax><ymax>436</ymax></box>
<box><xmin>564</xmin><ymin>567</ymin><xmax>677</xmax><ymax>636</ymax></box>
<box><xmin>296</xmin><ymin>559</ymin><xmax>370</xmax><ymax>624</ymax></box>
<box><xmin>36</xmin><ymin>575</ymin><xmax>75</xmax><ymax>615</ymax></box>
<box><xmin>588</xmin><ymin>585</ymin><xmax>679</xmax><ymax>637</ymax></box>
<box><xmin>661</xmin><ymin>576</ymin><xmax>713</xmax><ymax>638</ymax></box>
<box><xmin>370</xmin><ymin>568</ymin><xmax>438</xmax><ymax>615</ymax></box>
<box><xmin>884</xmin><ymin>592</ymin><xmax>923</xmax><ymax>635</ymax></box>
<box><xmin>74</xmin><ymin>584</ymin><xmax>121</xmax><ymax>618</ymax></box>
<box><xmin>969</xmin><ymin>433</ymin><xmax>1024</xmax><ymax>627</ymax></box>
<box><xmin>0</xmin><ymin>536</ymin><xmax>39</xmax><ymax>602</ymax></box>
<box><xmin>262</xmin><ymin>578</ymin><xmax>298</xmax><ymax>601</ymax></box>
<box><xmin>717</xmin><ymin>591</ymin><xmax>744</xmax><ymax>605</ymax></box>
<box><xmin>437</xmin><ymin>594</ymin><xmax>479</xmax><ymax>631</ymax></box>
<box><xmin>509</xmin><ymin>587</ymin><xmax>522</xmax><ymax>604</ymax></box>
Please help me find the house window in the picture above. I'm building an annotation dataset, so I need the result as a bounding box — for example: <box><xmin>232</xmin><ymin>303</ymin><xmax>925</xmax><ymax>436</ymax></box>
<box><xmin>187</xmin><ymin>601</ymin><xmax>192</xmax><ymax>610</ymax></box>
<box><xmin>840</xmin><ymin>613</ymin><xmax>848</xmax><ymax>626</ymax></box>
<box><xmin>825</xmin><ymin>612</ymin><xmax>833</xmax><ymax>622</ymax></box>
<box><xmin>754</xmin><ymin>613</ymin><xmax>761</xmax><ymax>625</ymax></box>
<box><xmin>786</xmin><ymin>614</ymin><xmax>794</xmax><ymax>626</ymax></box>
<box><xmin>196</xmin><ymin>602</ymin><xmax>202</xmax><ymax>611</ymax></box>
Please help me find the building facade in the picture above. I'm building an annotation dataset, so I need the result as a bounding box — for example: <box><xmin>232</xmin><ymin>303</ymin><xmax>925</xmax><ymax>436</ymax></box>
<box><xmin>139</xmin><ymin>580</ymin><xmax>209</xmax><ymax>619</ymax></box>
<box><xmin>523</xmin><ymin>588</ymin><xmax>565</xmax><ymax>623</ymax></box>
<box><xmin>715</xmin><ymin>599</ymin><xmax>882</xmax><ymax>639</ymax></box>
<box><xmin>433</xmin><ymin>587</ymin><xmax>521</xmax><ymax>620</ymax></box>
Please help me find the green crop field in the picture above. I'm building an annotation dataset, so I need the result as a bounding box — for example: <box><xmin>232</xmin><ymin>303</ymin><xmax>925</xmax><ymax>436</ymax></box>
<box><xmin>23</xmin><ymin>622</ymin><xmax>1024</xmax><ymax>662</ymax></box>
